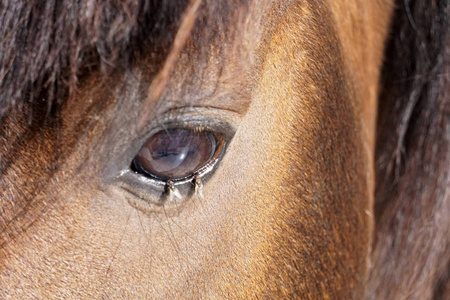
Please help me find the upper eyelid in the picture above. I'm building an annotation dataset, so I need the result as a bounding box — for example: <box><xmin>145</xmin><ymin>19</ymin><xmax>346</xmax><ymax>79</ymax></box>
<box><xmin>137</xmin><ymin>108</ymin><xmax>238</xmax><ymax>148</ymax></box>
<box><xmin>144</xmin><ymin>106</ymin><xmax>240</xmax><ymax>129</ymax></box>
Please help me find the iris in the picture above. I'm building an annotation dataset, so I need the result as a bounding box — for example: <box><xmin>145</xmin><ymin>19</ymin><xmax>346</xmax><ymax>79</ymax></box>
<box><xmin>133</xmin><ymin>128</ymin><xmax>216</xmax><ymax>180</ymax></box>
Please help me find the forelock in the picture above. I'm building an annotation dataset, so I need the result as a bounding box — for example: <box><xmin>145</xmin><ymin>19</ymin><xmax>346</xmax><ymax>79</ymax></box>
<box><xmin>0</xmin><ymin>0</ymin><xmax>250</xmax><ymax>120</ymax></box>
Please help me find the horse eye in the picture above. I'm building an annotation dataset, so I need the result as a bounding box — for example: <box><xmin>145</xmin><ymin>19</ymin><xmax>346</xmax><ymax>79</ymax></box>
<box><xmin>133</xmin><ymin>128</ymin><xmax>217</xmax><ymax>181</ymax></box>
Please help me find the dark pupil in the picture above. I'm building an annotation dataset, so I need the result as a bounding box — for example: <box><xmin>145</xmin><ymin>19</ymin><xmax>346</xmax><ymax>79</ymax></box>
<box><xmin>135</xmin><ymin>128</ymin><xmax>214</xmax><ymax>180</ymax></box>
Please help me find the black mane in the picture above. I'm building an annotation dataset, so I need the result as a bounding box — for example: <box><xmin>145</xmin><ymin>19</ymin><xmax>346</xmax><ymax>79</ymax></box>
<box><xmin>370</xmin><ymin>0</ymin><xmax>449</xmax><ymax>298</ymax></box>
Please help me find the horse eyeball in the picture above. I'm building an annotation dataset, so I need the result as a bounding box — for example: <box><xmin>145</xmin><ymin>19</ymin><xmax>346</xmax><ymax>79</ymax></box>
<box><xmin>133</xmin><ymin>128</ymin><xmax>216</xmax><ymax>180</ymax></box>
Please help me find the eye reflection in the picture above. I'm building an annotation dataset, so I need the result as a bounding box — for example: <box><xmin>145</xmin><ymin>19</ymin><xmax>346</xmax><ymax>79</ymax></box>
<box><xmin>133</xmin><ymin>128</ymin><xmax>216</xmax><ymax>180</ymax></box>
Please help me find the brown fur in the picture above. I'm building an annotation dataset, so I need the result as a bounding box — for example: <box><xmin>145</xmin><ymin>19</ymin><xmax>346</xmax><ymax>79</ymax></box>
<box><xmin>0</xmin><ymin>0</ymin><xmax>447</xmax><ymax>298</ymax></box>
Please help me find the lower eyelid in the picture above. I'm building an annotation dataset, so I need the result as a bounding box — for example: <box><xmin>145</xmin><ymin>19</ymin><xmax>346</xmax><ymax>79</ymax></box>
<box><xmin>112</xmin><ymin>181</ymin><xmax>190</xmax><ymax>214</ymax></box>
